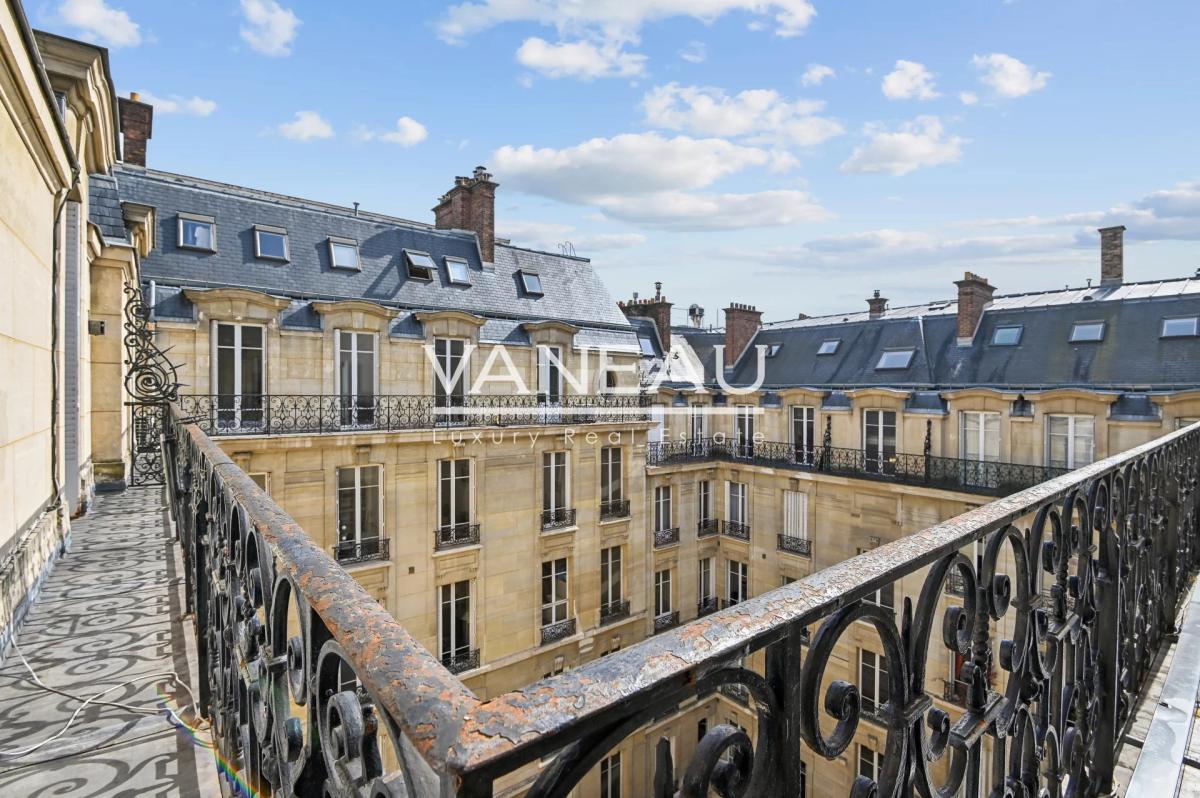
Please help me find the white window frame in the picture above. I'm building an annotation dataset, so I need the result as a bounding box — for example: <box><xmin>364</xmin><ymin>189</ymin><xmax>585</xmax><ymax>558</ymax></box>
<box><xmin>335</xmin><ymin>464</ymin><xmax>383</xmax><ymax>545</ymax></box>
<box><xmin>600</xmin><ymin>546</ymin><xmax>622</xmax><ymax>608</ymax></box>
<box><xmin>726</xmin><ymin>481</ymin><xmax>748</xmax><ymax>525</ymax></box>
<box><xmin>600</xmin><ymin>447</ymin><xmax>623</xmax><ymax>504</ymax></box>
<box><xmin>697</xmin><ymin>480</ymin><xmax>712</xmax><ymax>524</ymax></box>
<box><xmin>445</xmin><ymin>256</ymin><xmax>471</xmax><ymax>285</ymax></box>
<box><xmin>403</xmin><ymin>249</ymin><xmax>436</xmax><ymax>280</ymax></box>
<box><xmin>438</xmin><ymin>579</ymin><xmax>473</xmax><ymax>662</ymax></box>
<box><xmin>960</xmin><ymin>411</ymin><xmax>1000</xmax><ymax>462</ymax></box>
<box><xmin>783</xmin><ymin>490</ymin><xmax>808</xmax><ymax>541</ymax></box>
<box><xmin>542</xmin><ymin>451</ymin><xmax>570</xmax><ymax>513</ymax></box>
<box><xmin>734</xmin><ymin>405</ymin><xmax>755</xmax><ymax>455</ymax></box>
<box><xmin>858</xmin><ymin>744</ymin><xmax>882</xmax><ymax>783</ymax></box>
<box><xmin>791</xmin><ymin>405</ymin><xmax>815</xmax><ymax>463</ymax></box>
<box><xmin>328</xmin><ymin>236</ymin><xmax>361</xmax><ymax>270</ymax></box>
<box><xmin>432</xmin><ymin>337</ymin><xmax>469</xmax><ymax>405</ymax></box>
<box><xmin>1069</xmin><ymin>321</ymin><xmax>1105</xmax><ymax>342</ymax></box>
<box><xmin>1046</xmin><ymin>414</ymin><xmax>1095</xmax><ymax>469</ymax></box>
<box><xmin>859</xmin><ymin>648</ymin><xmax>890</xmax><ymax>715</ymax></box>
<box><xmin>538</xmin><ymin>345</ymin><xmax>565</xmax><ymax>402</ymax></box>
<box><xmin>654</xmin><ymin>568</ymin><xmax>673</xmax><ymax>617</ymax></box>
<box><xmin>541</xmin><ymin>558</ymin><xmax>569</xmax><ymax>627</ymax></box>
<box><xmin>248</xmin><ymin>472</ymin><xmax>271</xmax><ymax>494</ymax></box>
<box><xmin>437</xmin><ymin>458</ymin><xmax>473</xmax><ymax>531</ymax></box>
<box><xmin>991</xmin><ymin>325</ymin><xmax>1022</xmax><ymax>345</ymax></box>
<box><xmin>336</xmin><ymin>330</ymin><xmax>377</xmax><ymax>426</ymax></box>
<box><xmin>253</xmin><ymin>224</ymin><xmax>289</xmax><ymax>261</ymax></box>
<box><xmin>875</xmin><ymin>348</ymin><xmax>915</xmax><ymax>370</ymax></box>
<box><xmin>654</xmin><ymin>484</ymin><xmax>672</xmax><ymax>532</ymax></box>
<box><xmin>817</xmin><ymin>339</ymin><xmax>840</xmax><ymax>356</ymax></box>
<box><xmin>698</xmin><ymin>557</ymin><xmax>714</xmax><ymax>603</ymax></box>
<box><xmin>863</xmin><ymin>409</ymin><xmax>897</xmax><ymax>470</ymax></box>
<box><xmin>726</xmin><ymin>559</ymin><xmax>748</xmax><ymax>605</ymax></box>
<box><xmin>178</xmin><ymin>212</ymin><xmax>215</xmax><ymax>252</ymax></box>
<box><xmin>600</xmin><ymin>752</ymin><xmax>621</xmax><ymax>798</ymax></box>
<box><xmin>520</xmin><ymin>270</ymin><xmax>543</xmax><ymax>295</ymax></box>
<box><xmin>212</xmin><ymin>321</ymin><xmax>266</xmax><ymax>428</ymax></box>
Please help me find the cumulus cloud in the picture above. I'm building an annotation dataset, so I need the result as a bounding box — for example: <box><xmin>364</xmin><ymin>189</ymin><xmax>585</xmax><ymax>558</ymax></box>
<box><xmin>881</xmin><ymin>60</ymin><xmax>940</xmax><ymax>100</ymax></box>
<box><xmin>498</xmin><ymin>221</ymin><xmax>646</xmax><ymax>252</ymax></box>
<box><xmin>593</xmin><ymin>190</ymin><xmax>829</xmax><ymax>231</ymax></box>
<box><xmin>277</xmin><ymin>111</ymin><xmax>332</xmax><ymax>141</ymax></box>
<box><xmin>58</xmin><ymin>0</ymin><xmax>140</xmax><ymax>47</ymax></box>
<box><xmin>679</xmin><ymin>40</ymin><xmax>707</xmax><ymax>64</ymax></box>
<box><xmin>641</xmin><ymin>83</ymin><xmax>843</xmax><ymax>147</ymax></box>
<box><xmin>959</xmin><ymin>91</ymin><xmax>979</xmax><ymax>106</ymax></box>
<box><xmin>136</xmin><ymin>91</ymin><xmax>217</xmax><ymax>116</ymax></box>
<box><xmin>357</xmin><ymin>116</ymin><xmax>428</xmax><ymax>146</ymax></box>
<box><xmin>240</xmin><ymin>0</ymin><xmax>300</xmax><ymax>57</ymax></box>
<box><xmin>971</xmin><ymin>53</ymin><xmax>1049</xmax><ymax>98</ymax></box>
<box><xmin>800</xmin><ymin>63</ymin><xmax>835</xmax><ymax>86</ymax></box>
<box><xmin>516</xmin><ymin>37</ymin><xmax>645</xmax><ymax>79</ymax></box>
<box><xmin>841</xmin><ymin>116</ymin><xmax>964</xmax><ymax>176</ymax></box>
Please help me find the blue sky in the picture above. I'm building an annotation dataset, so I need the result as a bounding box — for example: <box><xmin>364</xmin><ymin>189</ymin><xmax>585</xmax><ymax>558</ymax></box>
<box><xmin>39</xmin><ymin>0</ymin><xmax>1200</xmax><ymax>323</ymax></box>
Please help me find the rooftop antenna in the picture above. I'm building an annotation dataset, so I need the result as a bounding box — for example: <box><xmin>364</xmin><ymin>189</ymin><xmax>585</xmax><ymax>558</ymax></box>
<box><xmin>558</xmin><ymin>241</ymin><xmax>576</xmax><ymax>256</ymax></box>
<box><xmin>352</xmin><ymin>202</ymin><xmax>360</xmax><ymax>216</ymax></box>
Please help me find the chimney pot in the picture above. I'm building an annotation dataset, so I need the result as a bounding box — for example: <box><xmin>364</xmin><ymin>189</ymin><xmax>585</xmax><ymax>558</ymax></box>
<box><xmin>954</xmin><ymin>271</ymin><xmax>995</xmax><ymax>345</ymax></box>
<box><xmin>1099</xmin><ymin>225</ymin><xmax>1125</xmax><ymax>285</ymax></box>
<box><xmin>435</xmin><ymin>166</ymin><xmax>498</xmax><ymax>262</ymax></box>
<box><xmin>619</xmin><ymin>285</ymin><xmax>673</xmax><ymax>351</ymax></box>
<box><xmin>867</xmin><ymin>291</ymin><xmax>888</xmax><ymax>318</ymax></box>
<box><xmin>723</xmin><ymin>302</ymin><xmax>763</xmax><ymax>366</ymax></box>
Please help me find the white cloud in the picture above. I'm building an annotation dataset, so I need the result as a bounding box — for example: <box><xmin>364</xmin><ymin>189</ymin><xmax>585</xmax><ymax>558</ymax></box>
<box><xmin>800</xmin><ymin>63</ymin><xmax>835</xmax><ymax>86</ymax></box>
<box><xmin>959</xmin><ymin>91</ymin><xmax>979</xmax><ymax>106</ymax></box>
<box><xmin>498</xmin><ymin>222</ymin><xmax>646</xmax><ymax>252</ymax></box>
<box><xmin>357</xmin><ymin>115</ymin><xmax>429</xmax><ymax>146</ymax></box>
<box><xmin>240</xmin><ymin>0</ymin><xmax>300</xmax><ymax>57</ymax></box>
<box><xmin>641</xmin><ymin>83</ymin><xmax>843</xmax><ymax>147</ymax></box>
<box><xmin>58</xmin><ymin>0</ymin><xmax>141</xmax><ymax>47</ymax></box>
<box><xmin>137</xmin><ymin>91</ymin><xmax>216</xmax><ymax>117</ymax></box>
<box><xmin>277</xmin><ymin>111</ymin><xmax>332</xmax><ymax>141</ymax></box>
<box><xmin>575</xmin><ymin>232</ymin><xmax>648</xmax><ymax>249</ymax></box>
<box><xmin>516</xmin><ymin>37</ymin><xmax>645</xmax><ymax>79</ymax></box>
<box><xmin>881</xmin><ymin>60</ymin><xmax>940</xmax><ymax>100</ymax></box>
<box><xmin>841</xmin><ymin>116</ymin><xmax>964</xmax><ymax>176</ymax></box>
<box><xmin>679</xmin><ymin>40</ymin><xmax>707</xmax><ymax>64</ymax></box>
<box><xmin>594</xmin><ymin>190</ymin><xmax>829</xmax><ymax>231</ymax></box>
<box><xmin>971</xmin><ymin>53</ymin><xmax>1049</xmax><ymax>98</ymax></box>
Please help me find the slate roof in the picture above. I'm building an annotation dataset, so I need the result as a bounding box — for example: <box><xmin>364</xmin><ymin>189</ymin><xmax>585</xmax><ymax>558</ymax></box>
<box><xmin>87</xmin><ymin>173</ymin><xmax>128</xmax><ymax>242</ymax></box>
<box><xmin>115</xmin><ymin>165</ymin><xmax>636</xmax><ymax>345</ymax></box>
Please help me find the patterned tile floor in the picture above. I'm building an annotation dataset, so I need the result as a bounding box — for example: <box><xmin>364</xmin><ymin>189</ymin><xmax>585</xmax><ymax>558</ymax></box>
<box><xmin>0</xmin><ymin>487</ymin><xmax>219</xmax><ymax>796</ymax></box>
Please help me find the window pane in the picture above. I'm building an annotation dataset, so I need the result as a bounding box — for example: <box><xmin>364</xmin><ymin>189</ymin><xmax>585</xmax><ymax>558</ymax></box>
<box><xmin>446</xmin><ymin>258</ymin><xmax>471</xmax><ymax>284</ymax></box>
<box><xmin>257</xmin><ymin>230</ymin><xmax>287</xmax><ymax>259</ymax></box>
<box><xmin>1163</xmin><ymin>317</ymin><xmax>1198</xmax><ymax>337</ymax></box>
<box><xmin>991</xmin><ymin>326</ymin><xmax>1021</xmax><ymax>345</ymax></box>
<box><xmin>331</xmin><ymin>242</ymin><xmax>359</xmax><ymax>268</ymax></box>
<box><xmin>182</xmin><ymin>219</ymin><xmax>213</xmax><ymax>249</ymax></box>
<box><xmin>1070</xmin><ymin>322</ymin><xmax>1104</xmax><ymax>342</ymax></box>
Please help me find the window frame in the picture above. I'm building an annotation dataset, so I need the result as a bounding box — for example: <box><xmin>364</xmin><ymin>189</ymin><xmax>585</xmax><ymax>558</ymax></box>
<box><xmin>990</xmin><ymin>325</ymin><xmax>1023</xmax><ymax>346</ymax></box>
<box><xmin>445</xmin><ymin>256</ymin><xmax>471</xmax><ymax>285</ymax></box>
<box><xmin>178</xmin><ymin>212</ymin><xmax>216</xmax><ymax>252</ymax></box>
<box><xmin>600</xmin><ymin>447</ymin><xmax>623</xmax><ymax>504</ymax></box>
<box><xmin>654</xmin><ymin>568</ymin><xmax>673</xmax><ymax>617</ymax></box>
<box><xmin>600</xmin><ymin>752</ymin><xmax>621</xmax><ymax>798</ymax></box>
<box><xmin>1161</xmin><ymin>316</ymin><xmax>1199</xmax><ymax>338</ymax></box>
<box><xmin>437</xmin><ymin>458</ymin><xmax>473</xmax><ymax>531</ymax></box>
<box><xmin>1046</xmin><ymin>414</ymin><xmax>1095</xmax><ymax>470</ymax></box>
<box><xmin>726</xmin><ymin>480</ymin><xmax>748</xmax><ymax>525</ymax></box>
<box><xmin>437</xmin><ymin>579</ymin><xmax>473</xmax><ymax>662</ymax></box>
<box><xmin>875</xmin><ymin>348</ymin><xmax>916</xmax><ymax>370</ymax></box>
<box><xmin>253</xmin><ymin>224</ymin><xmax>289</xmax><ymax>262</ymax></box>
<box><xmin>404</xmin><ymin>249</ymin><xmax>437</xmax><ymax>281</ymax></box>
<box><xmin>1069</xmin><ymin>320</ymin><xmax>1106</xmax><ymax>343</ymax></box>
<box><xmin>542</xmin><ymin>451</ymin><xmax>570</xmax><ymax>514</ymax></box>
<box><xmin>698</xmin><ymin>557</ymin><xmax>713</xmax><ymax>603</ymax></box>
<box><xmin>697</xmin><ymin>480</ymin><xmax>712</xmax><ymax>524</ymax></box>
<box><xmin>335</xmin><ymin>464</ymin><xmax>383</xmax><ymax>546</ymax></box>
<box><xmin>726</xmin><ymin>559</ymin><xmax>748</xmax><ymax>605</ymax></box>
<box><xmin>600</xmin><ymin>546</ymin><xmax>622</xmax><ymax>608</ymax></box>
<box><xmin>328</xmin><ymin>236</ymin><xmax>361</xmax><ymax>271</ymax></box>
<box><xmin>765</xmin><ymin>342</ymin><xmax>782</xmax><ymax>357</ymax></box>
<box><xmin>540</xmin><ymin>557</ymin><xmax>570</xmax><ymax>627</ymax></box>
<box><xmin>960</xmin><ymin>410</ymin><xmax>1001</xmax><ymax>463</ymax></box>
<box><xmin>859</xmin><ymin>648</ymin><xmax>890</xmax><ymax>716</ymax></box>
<box><xmin>520</xmin><ymin>270</ymin><xmax>544</xmax><ymax>296</ymax></box>
<box><xmin>654</xmin><ymin>484</ymin><xmax>672</xmax><ymax>532</ymax></box>
<box><xmin>817</xmin><ymin>339</ymin><xmax>840</xmax><ymax>356</ymax></box>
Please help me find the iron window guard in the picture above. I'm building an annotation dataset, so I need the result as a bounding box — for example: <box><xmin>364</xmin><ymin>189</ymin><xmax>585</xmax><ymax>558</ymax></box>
<box><xmin>653</xmin><ymin>611</ymin><xmax>680</xmax><ymax>633</ymax></box>
<box><xmin>541</xmin><ymin>507</ymin><xmax>577</xmax><ymax>531</ymax></box>
<box><xmin>697</xmin><ymin>596</ymin><xmax>718</xmax><ymax>617</ymax></box>
<box><xmin>653</xmin><ymin>527</ymin><xmax>680</xmax><ymax>548</ymax></box>
<box><xmin>600</xmin><ymin>600</ymin><xmax>630</xmax><ymax>624</ymax></box>
<box><xmin>441</xmin><ymin>649</ymin><xmax>480</xmax><ymax>676</ymax></box>
<box><xmin>599</xmin><ymin>498</ymin><xmax>631</xmax><ymax>520</ymax></box>
<box><xmin>540</xmin><ymin>617</ymin><xmax>577</xmax><ymax>646</ymax></box>
<box><xmin>777</xmin><ymin>535</ymin><xmax>812</xmax><ymax>557</ymax></box>
<box><xmin>722</xmin><ymin>520</ymin><xmax>751</xmax><ymax>540</ymax></box>
<box><xmin>697</xmin><ymin>518</ymin><xmax>719</xmax><ymax>538</ymax></box>
<box><xmin>434</xmin><ymin>523</ymin><xmax>480</xmax><ymax>551</ymax></box>
<box><xmin>332</xmin><ymin>537</ymin><xmax>390</xmax><ymax>565</ymax></box>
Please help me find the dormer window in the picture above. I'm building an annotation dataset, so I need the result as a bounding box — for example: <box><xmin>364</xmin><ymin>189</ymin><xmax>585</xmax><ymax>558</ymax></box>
<box><xmin>875</xmin><ymin>348</ymin><xmax>915</xmax><ymax>370</ymax></box>
<box><xmin>254</xmin><ymin>225</ymin><xmax>288</xmax><ymax>261</ymax></box>
<box><xmin>991</xmin><ymin>325</ymin><xmax>1022</xmax><ymax>346</ymax></box>
<box><xmin>404</xmin><ymin>250</ymin><xmax>436</xmax><ymax>280</ymax></box>
<box><xmin>765</xmin><ymin>343</ymin><xmax>782</xmax><ymax>357</ymax></box>
<box><xmin>1069</xmin><ymin>321</ymin><xmax>1105</xmax><ymax>342</ymax></box>
<box><xmin>445</xmin><ymin>257</ymin><xmax>471</xmax><ymax>285</ymax></box>
<box><xmin>817</xmin><ymin>339</ymin><xmax>840</xmax><ymax>356</ymax></box>
<box><xmin>329</xmin><ymin>237</ymin><xmax>360</xmax><ymax>270</ymax></box>
<box><xmin>520</xmin><ymin>271</ymin><xmax>544</xmax><ymax>296</ymax></box>
<box><xmin>1161</xmin><ymin>317</ymin><xmax>1198</xmax><ymax>338</ymax></box>
<box><xmin>178</xmin><ymin>213</ymin><xmax>215</xmax><ymax>252</ymax></box>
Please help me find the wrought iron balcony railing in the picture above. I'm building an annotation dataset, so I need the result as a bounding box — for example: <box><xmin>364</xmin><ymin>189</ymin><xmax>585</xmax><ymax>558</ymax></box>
<box><xmin>541</xmin><ymin>507</ymin><xmax>577</xmax><ymax>531</ymax></box>
<box><xmin>161</xmin><ymin>403</ymin><xmax>1200</xmax><ymax>798</ymax></box>
<box><xmin>434</xmin><ymin>522</ymin><xmax>480</xmax><ymax>551</ymax></box>
<box><xmin>332</xmin><ymin>536</ymin><xmax>390</xmax><ymax>565</ymax></box>
<box><xmin>599</xmin><ymin>599</ymin><xmax>630</xmax><ymax>625</ymax></box>
<box><xmin>944</xmin><ymin>569</ymin><xmax>968</xmax><ymax>596</ymax></box>
<box><xmin>648</xmin><ymin>436</ymin><xmax>1071</xmax><ymax>497</ymax></box>
<box><xmin>441</xmin><ymin>648</ymin><xmax>480</xmax><ymax>676</ymax></box>
<box><xmin>653</xmin><ymin>526</ymin><xmax>680</xmax><ymax>548</ymax></box>
<box><xmin>696</xmin><ymin>518</ymin><xmax>719</xmax><ymax>538</ymax></box>
<box><xmin>721</xmin><ymin>519</ymin><xmax>751</xmax><ymax>540</ymax></box>
<box><xmin>777</xmin><ymin>534</ymin><xmax>812</xmax><ymax>557</ymax></box>
<box><xmin>653</xmin><ymin>611</ymin><xmax>680</xmax><ymax>633</ymax></box>
<box><xmin>540</xmin><ymin>617</ymin><xmax>577</xmax><ymax>646</ymax></box>
<box><xmin>599</xmin><ymin>498</ymin><xmax>630</xmax><ymax>520</ymax></box>
<box><xmin>697</xmin><ymin>596</ymin><xmax>718</xmax><ymax>617</ymax></box>
<box><xmin>178</xmin><ymin>392</ymin><xmax>650</xmax><ymax>436</ymax></box>
<box><xmin>942</xmin><ymin>679</ymin><xmax>970</xmax><ymax>706</ymax></box>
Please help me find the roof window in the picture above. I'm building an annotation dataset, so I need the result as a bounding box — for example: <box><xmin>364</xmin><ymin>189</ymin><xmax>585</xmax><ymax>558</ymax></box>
<box><xmin>817</xmin><ymin>339</ymin><xmax>840</xmax><ymax>356</ymax></box>
<box><xmin>178</xmin><ymin>213</ymin><xmax>215</xmax><ymax>252</ymax></box>
<box><xmin>638</xmin><ymin>335</ymin><xmax>657</xmax><ymax>356</ymax></box>
<box><xmin>765</xmin><ymin>343</ymin><xmax>782</xmax><ymax>357</ymax></box>
<box><xmin>328</xmin><ymin>237</ymin><xmax>360</xmax><ymax>270</ymax></box>
<box><xmin>520</xmin><ymin>271</ymin><xmax>543</xmax><ymax>296</ymax></box>
<box><xmin>1161</xmin><ymin>316</ymin><xmax>1198</xmax><ymax>338</ymax></box>
<box><xmin>875</xmin><ymin>348</ymin><xmax>915</xmax><ymax>370</ymax></box>
<box><xmin>445</xmin><ymin>257</ymin><xmax>471</xmax><ymax>285</ymax></box>
<box><xmin>254</xmin><ymin>225</ymin><xmax>288</xmax><ymax>261</ymax></box>
<box><xmin>404</xmin><ymin>250</ymin><xmax>436</xmax><ymax>280</ymax></box>
<box><xmin>1069</xmin><ymin>321</ymin><xmax>1105</xmax><ymax>342</ymax></box>
<box><xmin>991</xmin><ymin>325</ymin><xmax>1022</xmax><ymax>346</ymax></box>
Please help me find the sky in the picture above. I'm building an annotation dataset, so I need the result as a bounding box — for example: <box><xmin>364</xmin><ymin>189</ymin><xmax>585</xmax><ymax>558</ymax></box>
<box><xmin>37</xmin><ymin>0</ymin><xmax>1200</xmax><ymax>324</ymax></box>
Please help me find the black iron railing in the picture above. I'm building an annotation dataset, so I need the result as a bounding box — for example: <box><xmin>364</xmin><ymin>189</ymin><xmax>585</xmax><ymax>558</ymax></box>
<box><xmin>600</xmin><ymin>599</ymin><xmax>630</xmax><ymax>625</ymax></box>
<box><xmin>722</xmin><ymin>519</ymin><xmax>750</xmax><ymax>540</ymax></box>
<box><xmin>648</xmin><ymin>436</ymin><xmax>1071</xmax><ymax>497</ymax></box>
<box><xmin>179</xmin><ymin>392</ymin><xmax>650</xmax><ymax>436</ymax></box>
<box><xmin>942</xmin><ymin>679</ymin><xmax>970</xmax><ymax>706</ymax></box>
<box><xmin>653</xmin><ymin>611</ymin><xmax>680</xmax><ymax>633</ymax></box>
<box><xmin>332</xmin><ymin>537</ymin><xmax>390</xmax><ymax>564</ymax></box>
<box><xmin>162</xmin><ymin>404</ymin><xmax>1200</xmax><ymax>798</ymax></box>
<box><xmin>541</xmin><ymin>507</ymin><xmax>577</xmax><ymax>531</ymax></box>
<box><xmin>653</xmin><ymin>527</ymin><xmax>680</xmax><ymax>548</ymax></box>
<box><xmin>442</xmin><ymin>649</ymin><xmax>480</xmax><ymax>676</ymax></box>
<box><xmin>540</xmin><ymin>617</ymin><xmax>576</xmax><ymax>645</ymax></box>
<box><xmin>435</xmin><ymin>523</ymin><xmax>480</xmax><ymax>551</ymax></box>
<box><xmin>777</xmin><ymin>534</ymin><xmax>812</xmax><ymax>557</ymax></box>
<box><xmin>697</xmin><ymin>518</ymin><xmax>719</xmax><ymax>538</ymax></box>
<box><xmin>599</xmin><ymin>498</ymin><xmax>630</xmax><ymax>520</ymax></box>
<box><xmin>697</xmin><ymin>596</ymin><xmax>718</xmax><ymax>617</ymax></box>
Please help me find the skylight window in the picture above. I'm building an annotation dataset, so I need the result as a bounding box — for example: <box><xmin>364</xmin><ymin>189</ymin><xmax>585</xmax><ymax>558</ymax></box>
<box><xmin>404</xmin><ymin>250</ymin><xmax>436</xmax><ymax>280</ymax></box>
<box><xmin>1162</xmin><ymin>316</ymin><xmax>1199</xmax><ymax>338</ymax></box>
<box><xmin>817</xmin><ymin>339</ymin><xmax>840</xmax><ymax>356</ymax></box>
<box><xmin>329</xmin><ymin>237</ymin><xmax>360</xmax><ymax>270</ymax></box>
<box><xmin>765</xmin><ymin>343</ymin><xmax>782</xmax><ymax>357</ymax></box>
<box><xmin>254</xmin><ymin>225</ymin><xmax>288</xmax><ymax>261</ymax></box>
<box><xmin>1069</xmin><ymin>321</ymin><xmax>1105</xmax><ymax>342</ymax></box>
<box><xmin>520</xmin><ymin>271</ymin><xmax>543</xmax><ymax>296</ymax></box>
<box><xmin>445</xmin><ymin>257</ymin><xmax>471</xmax><ymax>285</ymax></box>
<box><xmin>638</xmin><ymin>335</ymin><xmax>657</xmax><ymax>356</ymax></box>
<box><xmin>876</xmin><ymin>348</ymin><xmax>915</xmax><ymax>370</ymax></box>
<box><xmin>991</xmin><ymin>325</ymin><xmax>1023</xmax><ymax>346</ymax></box>
<box><xmin>178</xmin><ymin>213</ymin><xmax>215</xmax><ymax>252</ymax></box>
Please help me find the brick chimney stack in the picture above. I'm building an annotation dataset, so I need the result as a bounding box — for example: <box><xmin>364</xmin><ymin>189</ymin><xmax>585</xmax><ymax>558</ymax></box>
<box><xmin>118</xmin><ymin>91</ymin><xmax>153</xmax><ymax>166</ymax></box>
<box><xmin>954</xmin><ymin>271</ymin><xmax>995</xmax><ymax>345</ymax></box>
<box><xmin>619</xmin><ymin>282</ymin><xmax>673</xmax><ymax>351</ymax></box>
<box><xmin>723</xmin><ymin>302</ymin><xmax>763</xmax><ymax>365</ymax></box>
<box><xmin>1099</xmin><ymin>225</ymin><xmax>1125</xmax><ymax>285</ymax></box>
<box><xmin>434</xmin><ymin>166</ymin><xmax>498</xmax><ymax>263</ymax></box>
<box><xmin>867</xmin><ymin>290</ymin><xmax>888</xmax><ymax>318</ymax></box>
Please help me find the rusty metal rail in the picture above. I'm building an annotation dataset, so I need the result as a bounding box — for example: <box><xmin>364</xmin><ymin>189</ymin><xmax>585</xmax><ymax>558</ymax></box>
<box><xmin>164</xmin><ymin>404</ymin><xmax>1200</xmax><ymax>797</ymax></box>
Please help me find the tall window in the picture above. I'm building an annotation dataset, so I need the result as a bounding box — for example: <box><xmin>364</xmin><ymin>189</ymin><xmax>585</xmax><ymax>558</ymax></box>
<box><xmin>697</xmin><ymin>480</ymin><xmax>712</xmax><ymax>524</ymax></box>
<box><xmin>1047</xmin><ymin>415</ymin><xmax>1094</xmax><ymax>469</ymax></box>
<box><xmin>438</xmin><ymin>580</ymin><xmax>471</xmax><ymax>664</ymax></box>
<box><xmin>689</xmin><ymin>403</ymin><xmax>709</xmax><ymax>448</ymax></box>
<box><xmin>865</xmin><ymin>584</ymin><xmax>896</xmax><ymax>613</ymax></box>
<box><xmin>542</xmin><ymin>451</ymin><xmax>569</xmax><ymax>521</ymax></box>
<box><xmin>734</xmin><ymin>405</ymin><xmax>755</xmax><ymax>457</ymax></box>
<box><xmin>433</xmin><ymin>338</ymin><xmax>467</xmax><ymax>417</ymax></box>
<box><xmin>961</xmin><ymin>411</ymin><xmax>1000</xmax><ymax>461</ymax></box>
<box><xmin>863</xmin><ymin>409</ymin><xmax>897</xmax><ymax>475</ymax></box>
<box><xmin>437</xmin><ymin>459</ymin><xmax>471</xmax><ymax>543</ymax></box>
<box><xmin>600</xmin><ymin>752</ymin><xmax>621</xmax><ymax>798</ymax></box>
<box><xmin>538</xmin><ymin>345</ymin><xmax>564</xmax><ymax>402</ymax></box>
<box><xmin>600</xmin><ymin>546</ymin><xmax>622</xmax><ymax>610</ymax></box>
<box><xmin>792</xmin><ymin>406</ymin><xmax>815</xmax><ymax>464</ymax></box>
<box><xmin>338</xmin><ymin>331</ymin><xmax>376</xmax><ymax>426</ymax></box>
<box><xmin>858</xmin><ymin>745</ymin><xmax>882</xmax><ymax>783</ymax></box>
<box><xmin>783</xmin><ymin>491</ymin><xmax>808</xmax><ymax>540</ymax></box>
<box><xmin>336</xmin><ymin>465</ymin><xmax>381</xmax><ymax>547</ymax></box>
<box><xmin>726</xmin><ymin>560</ymin><xmax>748</xmax><ymax>606</ymax></box>
<box><xmin>541</xmin><ymin>558</ymin><xmax>569</xmax><ymax>627</ymax></box>
<box><xmin>726</xmin><ymin>481</ymin><xmax>748</xmax><ymax>525</ymax></box>
<box><xmin>654</xmin><ymin>485</ymin><xmax>672</xmax><ymax>532</ymax></box>
<box><xmin>600</xmin><ymin>447</ymin><xmax>623</xmax><ymax>504</ymax></box>
<box><xmin>699</xmin><ymin>557</ymin><xmax>714</xmax><ymax>604</ymax></box>
<box><xmin>860</xmin><ymin>649</ymin><xmax>890</xmax><ymax>715</ymax></box>
<box><xmin>654</xmin><ymin>569</ymin><xmax>673</xmax><ymax>617</ymax></box>
<box><xmin>214</xmin><ymin>322</ymin><xmax>265</xmax><ymax>428</ymax></box>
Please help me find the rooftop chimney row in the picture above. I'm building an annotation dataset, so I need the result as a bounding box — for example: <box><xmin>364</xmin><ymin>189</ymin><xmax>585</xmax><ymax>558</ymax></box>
<box><xmin>619</xmin><ymin>282</ymin><xmax>673</xmax><ymax>351</ymax></box>
<box><xmin>433</xmin><ymin>166</ymin><xmax>497</xmax><ymax>263</ymax></box>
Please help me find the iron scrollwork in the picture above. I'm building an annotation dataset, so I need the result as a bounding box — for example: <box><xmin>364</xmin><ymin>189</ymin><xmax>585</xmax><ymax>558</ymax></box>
<box><xmin>124</xmin><ymin>283</ymin><xmax>181</xmax><ymax>485</ymax></box>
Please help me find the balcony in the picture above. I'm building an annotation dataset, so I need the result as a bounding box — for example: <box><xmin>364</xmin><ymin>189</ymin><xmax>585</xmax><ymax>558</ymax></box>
<box><xmin>648</xmin><ymin>436</ymin><xmax>1070</xmax><ymax>497</ymax></box>
<box><xmin>697</xmin><ymin>596</ymin><xmax>718</xmax><ymax>617</ymax></box>
<box><xmin>721</xmin><ymin>519</ymin><xmax>750</xmax><ymax>541</ymax></box>
<box><xmin>600</xmin><ymin>599</ymin><xmax>630</xmax><ymax>625</ymax></box>
<box><xmin>697</xmin><ymin>518</ymin><xmax>719</xmax><ymax>538</ymax></box>
<box><xmin>332</xmin><ymin>536</ymin><xmax>390</xmax><ymax>564</ymax></box>
<box><xmin>653</xmin><ymin>526</ymin><xmax>680</xmax><ymax>548</ymax></box>
<box><xmin>540</xmin><ymin>617</ymin><xmax>577</xmax><ymax>645</ymax></box>
<box><xmin>154</xmin><ymin>406</ymin><xmax>1200</xmax><ymax>798</ymax></box>
<box><xmin>599</xmin><ymin>498</ymin><xmax>630</xmax><ymax>520</ymax></box>
<box><xmin>777</xmin><ymin>534</ymin><xmax>812</xmax><ymax>557</ymax></box>
<box><xmin>541</xmin><ymin>507</ymin><xmax>577</xmax><ymax>531</ymax></box>
<box><xmin>653</xmin><ymin>610</ymin><xmax>680</xmax><ymax>633</ymax></box>
<box><xmin>441</xmin><ymin>648</ymin><xmax>480</xmax><ymax>675</ymax></box>
<box><xmin>434</xmin><ymin>522</ymin><xmax>480</xmax><ymax>551</ymax></box>
<box><xmin>179</xmin><ymin>392</ymin><xmax>649</xmax><ymax>436</ymax></box>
